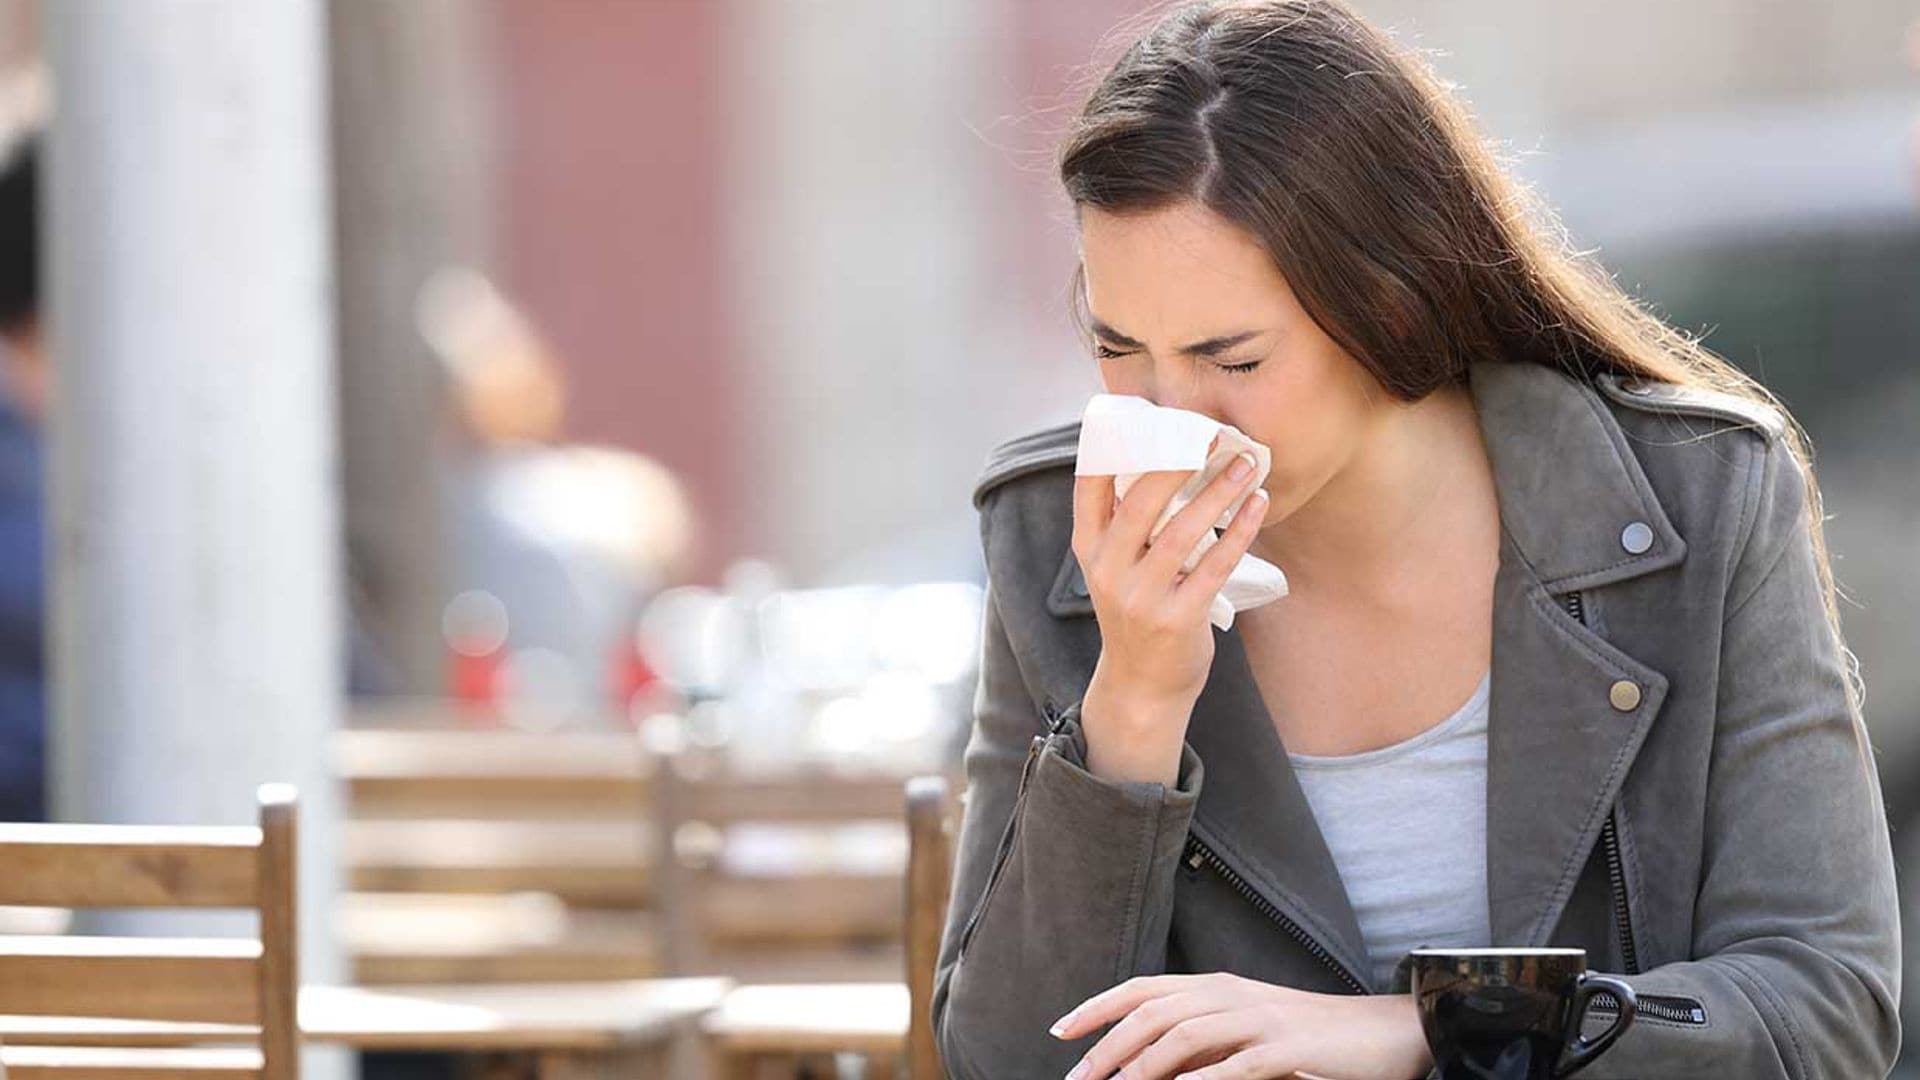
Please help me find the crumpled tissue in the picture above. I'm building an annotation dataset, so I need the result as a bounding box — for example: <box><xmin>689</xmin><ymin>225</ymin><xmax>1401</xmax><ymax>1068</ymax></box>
<box><xmin>1074</xmin><ymin>393</ymin><xmax>1290</xmax><ymax>630</ymax></box>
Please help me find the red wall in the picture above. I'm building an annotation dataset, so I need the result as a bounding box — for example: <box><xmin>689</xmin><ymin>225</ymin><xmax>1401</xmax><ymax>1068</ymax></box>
<box><xmin>484</xmin><ymin>0</ymin><xmax>1145</xmax><ymax>586</ymax></box>
<box><xmin>488</xmin><ymin>0</ymin><xmax>742</xmax><ymax>585</ymax></box>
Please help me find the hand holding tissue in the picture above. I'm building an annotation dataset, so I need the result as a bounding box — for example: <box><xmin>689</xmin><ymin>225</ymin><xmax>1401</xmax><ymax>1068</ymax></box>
<box><xmin>1074</xmin><ymin>394</ymin><xmax>1290</xmax><ymax>631</ymax></box>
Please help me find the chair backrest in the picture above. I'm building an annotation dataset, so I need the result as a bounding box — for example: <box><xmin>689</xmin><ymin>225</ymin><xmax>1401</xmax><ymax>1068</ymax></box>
<box><xmin>0</xmin><ymin>785</ymin><xmax>299</xmax><ymax>1080</ymax></box>
<box><xmin>903</xmin><ymin>775</ymin><xmax>954</xmax><ymax>1080</ymax></box>
<box><xmin>652</xmin><ymin>754</ymin><xmax>927</xmax><ymax>980</ymax></box>
<box><xmin>333</xmin><ymin>722</ymin><xmax>656</xmax><ymax>984</ymax></box>
<box><xmin>336</xmin><ymin>724</ymin><xmax>650</xmax><ymax>823</ymax></box>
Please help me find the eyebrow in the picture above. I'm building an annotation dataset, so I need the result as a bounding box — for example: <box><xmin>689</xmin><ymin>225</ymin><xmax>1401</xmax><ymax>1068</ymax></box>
<box><xmin>1089</xmin><ymin>317</ymin><xmax>1264</xmax><ymax>358</ymax></box>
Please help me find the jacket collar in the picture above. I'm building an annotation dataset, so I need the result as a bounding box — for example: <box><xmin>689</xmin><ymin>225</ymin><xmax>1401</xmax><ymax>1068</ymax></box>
<box><xmin>1050</xmin><ymin>360</ymin><xmax>1685</xmax><ymax>980</ymax></box>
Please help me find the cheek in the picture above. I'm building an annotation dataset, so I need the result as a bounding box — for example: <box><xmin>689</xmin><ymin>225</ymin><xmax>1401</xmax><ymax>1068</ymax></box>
<box><xmin>1096</xmin><ymin>363</ymin><xmax>1149</xmax><ymax>398</ymax></box>
<box><xmin>1234</xmin><ymin>369</ymin><xmax>1367</xmax><ymax>495</ymax></box>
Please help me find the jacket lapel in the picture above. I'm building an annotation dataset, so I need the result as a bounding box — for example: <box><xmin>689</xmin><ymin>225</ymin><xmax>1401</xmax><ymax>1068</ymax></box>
<box><xmin>1469</xmin><ymin>361</ymin><xmax>1685</xmax><ymax>947</ymax></box>
<box><xmin>1483</xmin><ymin>531</ymin><xmax>1670</xmax><ymax>945</ymax></box>
<box><xmin>1185</xmin><ymin>628</ymin><xmax>1374</xmax><ymax>986</ymax></box>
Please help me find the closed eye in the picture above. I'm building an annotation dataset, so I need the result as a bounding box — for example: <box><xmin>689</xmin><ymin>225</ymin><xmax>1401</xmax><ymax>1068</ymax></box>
<box><xmin>1094</xmin><ymin>344</ymin><xmax>1262</xmax><ymax>374</ymax></box>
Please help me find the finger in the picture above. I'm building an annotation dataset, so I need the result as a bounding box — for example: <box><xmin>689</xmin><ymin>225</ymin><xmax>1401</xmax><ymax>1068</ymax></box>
<box><xmin>1172</xmin><ymin>1042</ymin><xmax>1294</xmax><ymax>1080</ymax></box>
<box><xmin>1139</xmin><ymin>452</ymin><xmax>1263</xmax><ymax>583</ymax></box>
<box><xmin>1068</xmin><ymin>991</ymin><xmax>1211</xmax><ymax>1080</ymax></box>
<box><xmin>1072</xmin><ymin>473</ymin><xmax>1116</xmax><ymax>560</ymax></box>
<box><xmin>1052</xmin><ymin>974</ymin><xmax>1204</xmax><ymax>1040</ymax></box>
<box><xmin>1172</xmin><ymin>487</ymin><xmax>1269</xmax><ymax>612</ymax></box>
<box><xmin>1118</xmin><ymin>1012</ymin><xmax>1258</xmax><ymax>1080</ymax></box>
<box><xmin>1105</xmin><ymin>469</ymin><xmax>1196</xmax><ymax>563</ymax></box>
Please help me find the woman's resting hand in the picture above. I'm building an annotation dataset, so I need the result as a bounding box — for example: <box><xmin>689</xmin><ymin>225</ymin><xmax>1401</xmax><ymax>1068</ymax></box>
<box><xmin>1049</xmin><ymin>971</ymin><xmax>1432</xmax><ymax>1080</ymax></box>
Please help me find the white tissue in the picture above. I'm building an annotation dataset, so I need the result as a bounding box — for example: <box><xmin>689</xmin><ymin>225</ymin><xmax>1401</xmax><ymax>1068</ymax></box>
<box><xmin>1074</xmin><ymin>394</ymin><xmax>1290</xmax><ymax>631</ymax></box>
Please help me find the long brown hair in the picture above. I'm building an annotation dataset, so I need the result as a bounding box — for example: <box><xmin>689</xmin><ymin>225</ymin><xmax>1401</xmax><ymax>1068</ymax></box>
<box><xmin>1058</xmin><ymin>0</ymin><xmax>1856</xmax><ymax>702</ymax></box>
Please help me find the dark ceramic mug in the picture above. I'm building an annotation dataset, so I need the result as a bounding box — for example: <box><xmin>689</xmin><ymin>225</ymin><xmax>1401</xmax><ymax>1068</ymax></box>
<box><xmin>1409</xmin><ymin>947</ymin><xmax>1636</xmax><ymax>1079</ymax></box>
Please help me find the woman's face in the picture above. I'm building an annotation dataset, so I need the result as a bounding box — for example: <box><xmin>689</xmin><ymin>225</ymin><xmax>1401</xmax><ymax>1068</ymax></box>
<box><xmin>1077</xmin><ymin>199</ymin><xmax>1388</xmax><ymax>527</ymax></box>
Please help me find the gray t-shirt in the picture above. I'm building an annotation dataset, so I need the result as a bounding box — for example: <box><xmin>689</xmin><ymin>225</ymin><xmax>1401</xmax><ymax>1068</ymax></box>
<box><xmin>1289</xmin><ymin>670</ymin><xmax>1493</xmax><ymax>990</ymax></box>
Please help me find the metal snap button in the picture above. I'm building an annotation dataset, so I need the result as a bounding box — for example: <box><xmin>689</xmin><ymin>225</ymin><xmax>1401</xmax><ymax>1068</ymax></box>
<box><xmin>1620</xmin><ymin>521</ymin><xmax>1654</xmax><ymax>555</ymax></box>
<box><xmin>1609</xmin><ymin>680</ymin><xmax>1642</xmax><ymax>712</ymax></box>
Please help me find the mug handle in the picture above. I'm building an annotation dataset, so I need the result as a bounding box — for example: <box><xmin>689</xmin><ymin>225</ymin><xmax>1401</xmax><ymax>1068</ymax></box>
<box><xmin>1554</xmin><ymin>972</ymin><xmax>1637</xmax><ymax>1077</ymax></box>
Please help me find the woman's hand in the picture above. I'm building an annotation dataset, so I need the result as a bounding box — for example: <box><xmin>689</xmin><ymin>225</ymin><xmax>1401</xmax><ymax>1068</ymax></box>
<box><xmin>1050</xmin><ymin>972</ymin><xmax>1432</xmax><ymax>1080</ymax></box>
<box><xmin>1072</xmin><ymin>456</ymin><xmax>1267</xmax><ymax>785</ymax></box>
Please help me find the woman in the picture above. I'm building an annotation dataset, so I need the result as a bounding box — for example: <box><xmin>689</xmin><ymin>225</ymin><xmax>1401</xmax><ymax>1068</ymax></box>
<box><xmin>931</xmin><ymin>1</ymin><xmax>1900</xmax><ymax>1077</ymax></box>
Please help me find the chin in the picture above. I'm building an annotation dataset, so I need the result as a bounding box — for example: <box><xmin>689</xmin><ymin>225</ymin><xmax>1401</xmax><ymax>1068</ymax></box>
<box><xmin>1260</xmin><ymin>482</ymin><xmax>1315</xmax><ymax>526</ymax></box>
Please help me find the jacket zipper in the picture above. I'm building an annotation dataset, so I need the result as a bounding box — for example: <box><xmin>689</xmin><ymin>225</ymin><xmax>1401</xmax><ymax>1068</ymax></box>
<box><xmin>1562</xmin><ymin>589</ymin><xmax>1585</xmax><ymax>624</ymax></box>
<box><xmin>1600</xmin><ymin>814</ymin><xmax>1641</xmax><ymax>975</ymax></box>
<box><xmin>1589</xmin><ymin>991</ymin><xmax>1707</xmax><ymax>1025</ymax></box>
<box><xmin>955</xmin><ymin>702</ymin><xmax>1074</xmax><ymax>961</ymax></box>
<box><xmin>1182</xmin><ymin>833</ymin><xmax>1369</xmax><ymax>994</ymax></box>
<box><xmin>953</xmin><ymin>728</ymin><xmax>1046</xmax><ymax>962</ymax></box>
<box><xmin>1562</xmin><ymin>590</ymin><xmax>1706</xmax><ymax>1027</ymax></box>
<box><xmin>1561</xmin><ymin>589</ymin><xmax>1644</xmax><ymax>979</ymax></box>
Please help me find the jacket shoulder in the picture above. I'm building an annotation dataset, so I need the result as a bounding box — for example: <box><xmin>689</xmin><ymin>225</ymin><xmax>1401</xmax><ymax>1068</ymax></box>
<box><xmin>1593</xmin><ymin>370</ymin><xmax>1788</xmax><ymax>442</ymax></box>
<box><xmin>971</xmin><ymin>420</ymin><xmax>1081</xmax><ymax>510</ymax></box>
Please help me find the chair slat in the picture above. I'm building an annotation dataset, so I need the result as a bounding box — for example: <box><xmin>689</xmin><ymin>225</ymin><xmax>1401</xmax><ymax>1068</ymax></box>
<box><xmin>700</xmin><ymin>874</ymin><xmax>901</xmax><ymax>944</ymax></box>
<box><xmin>344</xmin><ymin>819</ymin><xmax>653</xmax><ymax>903</ymax></box>
<box><xmin>0</xmin><ymin>1015</ymin><xmax>257</xmax><ymax>1047</ymax></box>
<box><xmin>0</xmin><ymin>828</ymin><xmax>260</xmax><ymax>908</ymax></box>
<box><xmin>681</xmin><ymin>776</ymin><xmax>908</xmax><ymax>824</ymax></box>
<box><xmin>1</xmin><ymin>1045</ymin><xmax>263</xmax><ymax>1079</ymax></box>
<box><xmin>0</xmin><ymin>938</ymin><xmax>261</xmax><ymax>1023</ymax></box>
<box><xmin>335</xmin><ymin>730</ymin><xmax>649</xmax><ymax>782</ymax></box>
<box><xmin>347</xmin><ymin>777</ymin><xmax>645</xmax><ymax>821</ymax></box>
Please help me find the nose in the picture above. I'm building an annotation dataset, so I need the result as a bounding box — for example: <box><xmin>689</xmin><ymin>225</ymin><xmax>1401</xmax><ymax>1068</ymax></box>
<box><xmin>1148</xmin><ymin>382</ymin><xmax>1217</xmax><ymax>419</ymax></box>
<box><xmin>1111</xmin><ymin>364</ymin><xmax>1217</xmax><ymax>418</ymax></box>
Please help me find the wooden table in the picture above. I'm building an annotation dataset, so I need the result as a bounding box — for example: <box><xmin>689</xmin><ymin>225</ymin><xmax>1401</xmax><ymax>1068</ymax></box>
<box><xmin>704</xmin><ymin>982</ymin><xmax>908</xmax><ymax>1080</ymax></box>
<box><xmin>340</xmin><ymin>894</ymin><xmax>659</xmax><ymax>985</ymax></box>
<box><xmin>0</xmin><ymin>978</ymin><xmax>732</xmax><ymax>1080</ymax></box>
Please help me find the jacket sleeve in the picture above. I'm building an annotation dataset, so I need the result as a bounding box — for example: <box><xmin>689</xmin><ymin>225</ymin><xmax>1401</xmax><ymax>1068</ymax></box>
<box><xmin>930</xmin><ymin>583</ymin><xmax>1205</xmax><ymax>1079</ymax></box>
<box><xmin>1576</xmin><ymin>434</ymin><xmax>1901</xmax><ymax>1079</ymax></box>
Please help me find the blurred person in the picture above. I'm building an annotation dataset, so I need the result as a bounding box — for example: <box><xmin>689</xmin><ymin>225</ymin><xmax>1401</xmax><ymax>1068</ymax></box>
<box><xmin>420</xmin><ymin>267</ymin><xmax>694</xmax><ymax>720</ymax></box>
<box><xmin>0</xmin><ymin>125</ymin><xmax>41</xmax><ymax>822</ymax></box>
<box><xmin>933</xmin><ymin>2</ymin><xmax>1899</xmax><ymax>1078</ymax></box>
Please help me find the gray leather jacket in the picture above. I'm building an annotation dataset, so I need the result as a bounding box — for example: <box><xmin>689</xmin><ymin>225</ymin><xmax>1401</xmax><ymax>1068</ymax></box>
<box><xmin>933</xmin><ymin>359</ymin><xmax>1900</xmax><ymax>1078</ymax></box>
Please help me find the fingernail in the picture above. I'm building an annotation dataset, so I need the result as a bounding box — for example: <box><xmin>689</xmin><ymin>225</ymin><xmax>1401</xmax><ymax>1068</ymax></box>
<box><xmin>1228</xmin><ymin>452</ymin><xmax>1255</xmax><ymax>482</ymax></box>
<box><xmin>1065</xmin><ymin>1062</ymin><xmax>1089</xmax><ymax>1080</ymax></box>
<box><xmin>1049</xmin><ymin>1011</ymin><xmax>1075</xmax><ymax>1037</ymax></box>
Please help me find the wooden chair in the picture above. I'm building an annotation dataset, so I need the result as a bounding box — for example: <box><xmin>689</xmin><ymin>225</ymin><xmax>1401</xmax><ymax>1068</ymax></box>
<box><xmin>902</xmin><ymin>775</ymin><xmax>953</xmax><ymax>1080</ymax></box>
<box><xmin>334</xmin><ymin>723</ymin><xmax>658</xmax><ymax>984</ymax></box>
<box><xmin>704</xmin><ymin>774</ymin><xmax>956</xmax><ymax>1080</ymax></box>
<box><xmin>0</xmin><ymin>784</ymin><xmax>299</xmax><ymax>1079</ymax></box>
<box><xmin>653</xmin><ymin>756</ymin><xmax>930</xmax><ymax>984</ymax></box>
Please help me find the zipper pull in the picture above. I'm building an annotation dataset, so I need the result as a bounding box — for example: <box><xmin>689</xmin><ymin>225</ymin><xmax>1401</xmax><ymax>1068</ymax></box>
<box><xmin>1041</xmin><ymin>700</ymin><xmax>1070</xmax><ymax>736</ymax></box>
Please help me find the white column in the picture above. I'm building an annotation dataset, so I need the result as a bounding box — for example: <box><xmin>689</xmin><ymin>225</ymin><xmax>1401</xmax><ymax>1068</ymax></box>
<box><xmin>42</xmin><ymin>0</ymin><xmax>345</xmax><ymax>1031</ymax></box>
<box><xmin>727</xmin><ymin>0</ymin><xmax>1029</xmax><ymax>583</ymax></box>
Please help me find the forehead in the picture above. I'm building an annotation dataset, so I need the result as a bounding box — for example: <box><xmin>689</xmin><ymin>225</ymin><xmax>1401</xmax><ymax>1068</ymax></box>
<box><xmin>1078</xmin><ymin>201</ymin><xmax>1293</xmax><ymax>330</ymax></box>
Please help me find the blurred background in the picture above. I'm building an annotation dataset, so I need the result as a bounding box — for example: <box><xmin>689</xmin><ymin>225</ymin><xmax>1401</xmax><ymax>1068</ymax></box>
<box><xmin>0</xmin><ymin>1</ymin><xmax>1914</xmax><ymax>1077</ymax></box>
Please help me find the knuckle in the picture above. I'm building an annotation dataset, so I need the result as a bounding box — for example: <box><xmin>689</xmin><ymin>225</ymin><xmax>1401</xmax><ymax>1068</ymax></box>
<box><xmin>1166</xmin><ymin>1018</ymin><xmax>1202</xmax><ymax>1049</ymax></box>
<box><xmin>1071</xmin><ymin>535</ymin><xmax>1095</xmax><ymax>567</ymax></box>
